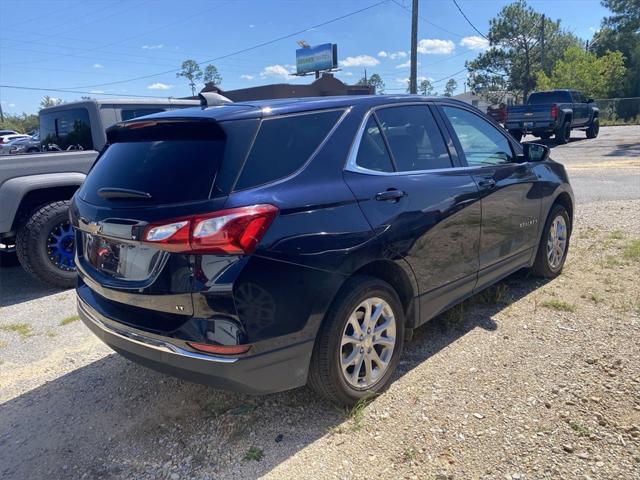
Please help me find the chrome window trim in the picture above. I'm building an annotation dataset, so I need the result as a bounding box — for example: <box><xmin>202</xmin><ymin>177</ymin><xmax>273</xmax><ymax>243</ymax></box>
<box><xmin>344</xmin><ymin>102</ymin><xmax>476</xmax><ymax>176</ymax></box>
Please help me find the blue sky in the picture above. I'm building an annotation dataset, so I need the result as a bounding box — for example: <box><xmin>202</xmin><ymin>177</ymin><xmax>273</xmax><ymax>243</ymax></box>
<box><xmin>0</xmin><ymin>0</ymin><xmax>609</xmax><ymax>114</ymax></box>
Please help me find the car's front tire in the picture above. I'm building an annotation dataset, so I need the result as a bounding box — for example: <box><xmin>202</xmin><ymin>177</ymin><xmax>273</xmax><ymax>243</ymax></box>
<box><xmin>308</xmin><ymin>275</ymin><xmax>405</xmax><ymax>405</ymax></box>
<box><xmin>531</xmin><ymin>204</ymin><xmax>571</xmax><ymax>278</ymax></box>
<box><xmin>16</xmin><ymin>200</ymin><xmax>76</xmax><ymax>289</ymax></box>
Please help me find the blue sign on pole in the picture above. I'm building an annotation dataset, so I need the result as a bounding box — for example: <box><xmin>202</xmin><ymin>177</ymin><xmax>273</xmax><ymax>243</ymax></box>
<box><xmin>295</xmin><ymin>43</ymin><xmax>338</xmax><ymax>75</ymax></box>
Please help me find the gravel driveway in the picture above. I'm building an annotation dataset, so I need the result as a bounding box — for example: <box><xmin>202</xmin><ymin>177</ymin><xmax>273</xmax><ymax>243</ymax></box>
<box><xmin>1</xmin><ymin>126</ymin><xmax>638</xmax><ymax>480</ymax></box>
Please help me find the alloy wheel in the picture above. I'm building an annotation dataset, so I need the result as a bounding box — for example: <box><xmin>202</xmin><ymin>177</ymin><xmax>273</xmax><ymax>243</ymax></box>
<box><xmin>547</xmin><ymin>215</ymin><xmax>567</xmax><ymax>270</ymax></box>
<box><xmin>339</xmin><ymin>297</ymin><xmax>397</xmax><ymax>390</ymax></box>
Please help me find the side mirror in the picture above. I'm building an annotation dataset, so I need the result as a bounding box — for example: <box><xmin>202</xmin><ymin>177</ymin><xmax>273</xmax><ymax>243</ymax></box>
<box><xmin>523</xmin><ymin>143</ymin><xmax>550</xmax><ymax>162</ymax></box>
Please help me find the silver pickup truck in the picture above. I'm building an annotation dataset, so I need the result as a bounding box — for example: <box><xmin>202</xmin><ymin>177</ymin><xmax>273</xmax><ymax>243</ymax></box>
<box><xmin>0</xmin><ymin>98</ymin><xmax>198</xmax><ymax>287</ymax></box>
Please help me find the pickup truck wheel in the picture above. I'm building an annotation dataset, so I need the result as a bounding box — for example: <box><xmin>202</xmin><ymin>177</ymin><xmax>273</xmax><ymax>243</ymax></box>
<box><xmin>16</xmin><ymin>200</ymin><xmax>76</xmax><ymax>289</ymax></box>
<box><xmin>530</xmin><ymin>204</ymin><xmax>571</xmax><ymax>278</ymax></box>
<box><xmin>555</xmin><ymin>122</ymin><xmax>571</xmax><ymax>145</ymax></box>
<box><xmin>308</xmin><ymin>275</ymin><xmax>405</xmax><ymax>406</ymax></box>
<box><xmin>586</xmin><ymin>118</ymin><xmax>600</xmax><ymax>138</ymax></box>
<box><xmin>508</xmin><ymin>130</ymin><xmax>523</xmax><ymax>142</ymax></box>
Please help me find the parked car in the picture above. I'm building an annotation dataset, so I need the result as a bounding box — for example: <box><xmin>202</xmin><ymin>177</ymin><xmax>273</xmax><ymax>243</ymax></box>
<box><xmin>0</xmin><ymin>98</ymin><xmax>199</xmax><ymax>284</ymax></box>
<box><xmin>0</xmin><ymin>133</ymin><xmax>30</xmax><ymax>145</ymax></box>
<box><xmin>0</xmin><ymin>133</ymin><xmax>41</xmax><ymax>155</ymax></box>
<box><xmin>0</xmin><ymin>129</ymin><xmax>18</xmax><ymax>136</ymax></box>
<box><xmin>71</xmin><ymin>94</ymin><xmax>574</xmax><ymax>405</ymax></box>
<box><xmin>505</xmin><ymin>89</ymin><xmax>599</xmax><ymax>143</ymax></box>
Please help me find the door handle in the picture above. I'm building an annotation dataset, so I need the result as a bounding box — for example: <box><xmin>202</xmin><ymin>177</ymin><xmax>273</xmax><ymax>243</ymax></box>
<box><xmin>477</xmin><ymin>178</ymin><xmax>496</xmax><ymax>190</ymax></box>
<box><xmin>375</xmin><ymin>189</ymin><xmax>407</xmax><ymax>202</ymax></box>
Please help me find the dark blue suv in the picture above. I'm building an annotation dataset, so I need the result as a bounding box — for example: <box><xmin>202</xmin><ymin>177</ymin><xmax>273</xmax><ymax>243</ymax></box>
<box><xmin>71</xmin><ymin>95</ymin><xmax>573</xmax><ymax>405</ymax></box>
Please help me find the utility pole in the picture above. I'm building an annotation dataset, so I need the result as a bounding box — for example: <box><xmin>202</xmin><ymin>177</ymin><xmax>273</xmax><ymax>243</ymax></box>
<box><xmin>540</xmin><ymin>14</ymin><xmax>545</xmax><ymax>73</ymax></box>
<box><xmin>409</xmin><ymin>0</ymin><xmax>418</xmax><ymax>94</ymax></box>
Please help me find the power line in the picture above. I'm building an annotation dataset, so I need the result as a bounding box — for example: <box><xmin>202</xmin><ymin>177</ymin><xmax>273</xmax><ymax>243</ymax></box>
<box><xmin>390</xmin><ymin>0</ymin><xmax>467</xmax><ymax>39</ymax></box>
<box><xmin>0</xmin><ymin>84</ymin><xmax>178</xmax><ymax>99</ymax></box>
<box><xmin>450</xmin><ymin>0</ymin><xmax>488</xmax><ymax>40</ymax></box>
<box><xmin>61</xmin><ymin>0</ymin><xmax>389</xmax><ymax>90</ymax></box>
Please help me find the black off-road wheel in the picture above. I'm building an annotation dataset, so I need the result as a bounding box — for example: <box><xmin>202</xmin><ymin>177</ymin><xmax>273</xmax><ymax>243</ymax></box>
<box><xmin>16</xmin><ymin>200</ymin><xmax>76</xmax><ymax>289</ymax></box>
<box><xmin>586</xmin><ymin>117</ymin><xmax>600</xmax><ymax>139</ymax></box>
<box><xmin>530</xmin><ymin>204</ymin><xmax>571</xmax><ymax>278</ymax></box>
<box><xmin>555</xmin><ymin>122</ymin><xmax>571</xmax><ymax>145</ymax></box>
<box><xmin>308</xmin><ymin>276</ymin><xmax>405</xmax><ymax>406</ymax></box>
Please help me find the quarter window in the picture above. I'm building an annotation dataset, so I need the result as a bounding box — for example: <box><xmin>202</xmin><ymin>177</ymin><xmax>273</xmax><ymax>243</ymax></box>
<box><xmin>355</xmin><ymin>116</ymin><xmax>395</xmax><ymax>172</ymax></box>
<box><xmin>375</xmin><ymin>106</ymin><xmax>451</xmax><ymax>171</ymax></box>
<box><xmin>40</xmin><ymin>108</ymin><xmax>93</xmax><ymax>150</ymax></box>
<box><xmin>442</xmin><ymin>106</ymin><xmax>513</xmax><ymax>166</ymax></box>
<box><xmin>234</xmin><ymin>110</ymin><xmax>342</xmax><ymax>190</ymax></box>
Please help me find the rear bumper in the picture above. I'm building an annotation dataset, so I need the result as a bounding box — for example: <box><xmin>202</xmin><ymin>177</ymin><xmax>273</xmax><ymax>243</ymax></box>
<box><xmin>77</xmin><ymin>296</ymin><xmax>314</xmax><ymax>394</ymax></box>
<box><xmin>505</xmin><ymin>121</ymin><xmax>557</xmax><ymax>132</ymax></box>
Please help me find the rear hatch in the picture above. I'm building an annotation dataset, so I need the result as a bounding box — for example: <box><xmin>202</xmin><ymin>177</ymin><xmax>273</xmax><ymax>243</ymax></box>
<box><xmin>72</xmin><ymin>116</ymin><xmax>260</xmax><ymax>304</ymax></box>
<box><xmin>506</xmin><ymin>104</ymin><xmax>553</xmax><ymax>124</ymax></box>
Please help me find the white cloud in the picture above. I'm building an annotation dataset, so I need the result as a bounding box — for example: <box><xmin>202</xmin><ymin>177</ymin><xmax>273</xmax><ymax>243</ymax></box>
<box><xmin>142</xmin><ymin>44</ymin><xmax>164</xmax><ymax>50</ymax></box>
<box><xmin>92</xmin><ymin>63</ymin><xmax>103</xmax><ymax>69</ymax></box>
<box><xmin>249</xmin><ymin>24</ymin><xmax>255</xmax><ymax>28</ymax></box>
<box><xmin>417</xmin><ymin>39</ymin><xmax>455</xmax><ymax>54</ymax></box>
<box><xmin>339</xmin><ymin>55</ymin><xmax>380</xmax><ymax>68</ymax></box>
<box><xmin>460</xmin><ymin>36</ymin><xmax>490</xmax><ymax>51</ymax></box>
<box><xmin>343</xmin><ymin>71</ymin><xmax>353</xmax><ymax>76</ymax></box>
<box><xmin>378</xmin><ymin>50</ymin><xmax>407</xmax><ymax>60</ymax></box>
<box><xmin>260</xmin><ymin>64</ymin><xmax>292</xmax><ymax>80</ymax></box>
<box><xmin>396</xmin><ymin>76</ymin><xmax>431</xmax><ymax>85</ymax></box>
<box><xmin>378</xmin><ymin>50</ymin><xmax>388</xmax><ymax>58</ymax></box>
<box><xmin>395</xmin><ymin>60</ymin><xmax>420</xmax><ymax>69</ymax></box>
<box><xmin>89</xmin><ymin>90</ymin><xmax>104</xmax><ymax>94</ymax></box>
<box><xmin>240</xmin><ymin>74</ymin><xmax>254</xmax><ymax>80</ymax></box>
<box><xmin>147</xmin><ymin>82</ymin><xmax>172</xmax><ymax>90</ymax></box>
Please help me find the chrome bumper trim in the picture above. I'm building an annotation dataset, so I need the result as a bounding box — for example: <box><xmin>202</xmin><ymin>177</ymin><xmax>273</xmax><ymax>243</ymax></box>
<box><xmin>77</xmin><ymin>298</ymin><xmax>238</xmax><ymax>364</ymax></box>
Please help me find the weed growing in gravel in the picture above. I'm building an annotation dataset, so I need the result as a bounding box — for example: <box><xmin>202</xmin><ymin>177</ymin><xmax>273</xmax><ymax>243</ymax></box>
<box><xmin>589</xmin><ymin>293</ymin><xmax>604</xmax><ymax>304</ymax></box>
<box><xmin>0</xmin><ymin>323</ymin><xmax>33</xmax><ymax>338</ymax></box>
<box><xmin>46</xmin><ymin>330</ymin><xmax>57</xmax><ymax>338</ymax></box>
<box><xmin>473</xmin><ymin>283</ymin><xmax>510</xmax><ymax>306</ymax></box>
<box><xmin>202</xmin><ymin>397</ymin><xmax>232</xmax><ymax>418</ymax></box>
<box><xmin>60</xmin><ymin>315</ymin><xmax>80</xmax><ymax>326</ymax></box>
<box><xmin>342</xmin><ymin>395</ymin><xmax>375</xmax><ymax>431</ymax></box>
<box><xmin>541</xmin><ymin>299</ymin><xmax>577</xmax><ymax>312</ymax></box>
<box><xmin>403</xmin><ymin>448</ymin><xmax>417</xmax><ymax>462</ymax></box>
<box><xmin>243</xmin><ymin>446</ymin><xmax>264</xmax><ymax>461</ymax></box>
<box><xmin>442</xmin><ymin>303</ymin><xmax>465</xmax><ymax>327</ymax></box>
<box><xmin>602</xmin><ymin>255</ymin><xmax>625</xmax><ymax>268</ymax></box>
<box><xmin>623</xmin><ymin>239</ymin><xmax>640</xmax><ymax>261</ymax></box>
<box><xmin>608</xmin><ymin>230</ymin><xmax>625</xmax><ymax>240</ymax></box>
<box><xmin>570</xmin><ymin>421</ymin><xmax>590</xmax><ymax>437</ymax></box>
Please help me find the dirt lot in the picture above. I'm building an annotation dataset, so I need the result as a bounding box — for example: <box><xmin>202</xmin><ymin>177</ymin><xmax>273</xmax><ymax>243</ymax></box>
<box><xmin>1</xmin><ymin>126</ymin><xmax>639</xmax><ymax>479</ymax></box>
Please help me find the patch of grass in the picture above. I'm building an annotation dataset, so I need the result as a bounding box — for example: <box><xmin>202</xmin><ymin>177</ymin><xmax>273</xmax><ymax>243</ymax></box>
<box><xmin>342</xmin><ymin>395</ymin><xmax>375</xmax><ymax>432</ymax></box>
<box><xmin>442</xmin><ymin>303</ymin><xmax>465</xmax><ymax>326</ymax></box>
<box><xmin>473</xmin><ymin>284</ymin><xmax>510</xmax><ymax>306</ymax></box>
<box><xmin>403</xmin><ymin>447</ymin><xmax>417</xmax><ymax>462</ymax></box>
<box><xmin>570</xmin><ymin>421</ymin><xmax>590</xmax><ymax>437</ymax></box>
<box><xmin>0</xmin><ymin>323</ymin><xmax>33</xmax><ymax>338</ymax></box>
<box><xmin>59</xmin><ymin>315</ymin><xmax>80</xmax><ymax>326</ymax></box>
<box><xmin>541</xmin><ymin>299</ymin><xmax>577</xmax><ymax>312</ymax></box>
<box><xmin>243</xmin><ymin>446</ymin><xmax>264</xmax><ymax>461</ymax></box>
<box><xmin>602</xmin><ymin>255</ymin><xmax>625</xmax><ymax>268</ymax></box>
<box><xmin>623</xmin><ymin>239</ymin><xmax>640</xmax><ymax>261</ymax></box>
<box><xmin>202</xmin><ymin>397</ymin><xmax>232</xmax><ymax>418</ymax></box>
<box><xmin>589</xmin><ymin>293</ymin><xmax>604</xmax><ymax>304</ymax></box>
<box><xmin>46</xmin><ymin>330</ymin><xmax>57</xmax><ymax>338</ymax></box>
<box><xmin>608</xmin><ymin>230</ymin><xmax>625</xmax><ymax>240</ymax></box>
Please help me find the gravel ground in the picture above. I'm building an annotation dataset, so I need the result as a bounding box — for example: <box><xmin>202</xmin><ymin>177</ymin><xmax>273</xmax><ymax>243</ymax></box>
<box><xmin>0</xmin><ymin>126</ymin><xmax>638</xmax><ymax>480</ymax></box>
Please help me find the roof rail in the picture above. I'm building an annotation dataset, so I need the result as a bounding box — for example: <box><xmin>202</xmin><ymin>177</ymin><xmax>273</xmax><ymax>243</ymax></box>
<box><xmin>199</xmin><ymin>92</ymin><xmax>233</xmax><ymax>107</ymax></box>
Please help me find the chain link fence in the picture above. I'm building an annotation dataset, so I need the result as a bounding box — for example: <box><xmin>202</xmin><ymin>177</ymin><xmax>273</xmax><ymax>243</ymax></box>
<box><xmin>594</xmin><ymin>97</ymin><xmax>640</xmax><ymax>125</ymax></box>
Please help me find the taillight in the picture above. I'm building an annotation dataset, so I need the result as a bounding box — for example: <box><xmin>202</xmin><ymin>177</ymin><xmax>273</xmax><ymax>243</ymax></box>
<box><xmin>551</xmin><ymin>104</ymin><xmax>558</xmax><ymax>119</ymax></box>
<box><xmin>187</xmin><ymin>342</ymin><xmax>251</xmax><ymax>355</ymax></box>
<box><xmin>142</xmin><ymin>204</ymin><xmax>278</xmax><ymax>255</ymax></box>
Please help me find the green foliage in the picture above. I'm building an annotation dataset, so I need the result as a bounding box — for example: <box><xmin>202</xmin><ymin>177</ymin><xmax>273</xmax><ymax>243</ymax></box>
<box><xmin>535</xmin><ymin>47</ymin><xmax>627</xmax><ymax>98</ymax></box>
<box><xmin>40</xmin><ymin>96</ymin><xmax>63</xmax><ymax>109</ymax></box>
<box><xmin>177</xmin><ymin>59</ymin><xmax>203</xmax><ymax>96</ymax></box>
<box><xmin>443</xmin><ymin>78</ymin><xmax>458</xmax><ymax>97</ymax></box>
<box><xmin>243</xmin><ymin>446</ymin><xmax>264</xmax><ymax>461</ymax></box>
<box><xmin>0</xmin><ymin>113</ymin><xmax>39</xmax><ymax>134</ymax></box>
<box><xmin>541</xmin><ymin>299</ymin><xmax>577</xmax><ymax>312</ymax></box>
<box><xmin>203</xmin><ymin>64</ymin><xmax>222</xmax><ymax>86</ymax></box>
<box><xmin>467</xmin><ymin>0</ymin><xmax>581</xmax><ymax>100</ymax></box>
<box><xmin>418</xmin><ymin>78</ymin><xmax>434</xmax><ymax>95</ymax></box>
<box><xmin>357</xmin><ymin>73</ymin><xmax>385</xmax><ymax>93</ymax></box>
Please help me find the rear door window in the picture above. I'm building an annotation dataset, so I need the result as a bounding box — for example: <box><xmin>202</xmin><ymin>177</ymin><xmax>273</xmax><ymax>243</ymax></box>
<box><xmin>355</xmin><ymin>116</ymin><xmax>395</xmax><ymax>172</ymax></box>
<box><xmin>234</xmin><ymin>110</ymin><xmax>343</xmax><ymax>190</ymax></box>
<box><xmin>375</xmin><ymin>105</ymin><xmax>451</xmax><ymax>171</ymax></box>
<box><xmin>40</xmin><ymin>107</ymin><xmax>93</xmax><ymax>150</ymax></box>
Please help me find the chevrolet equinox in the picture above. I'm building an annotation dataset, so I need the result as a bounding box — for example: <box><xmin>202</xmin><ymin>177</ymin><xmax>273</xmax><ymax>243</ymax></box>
<box><xmin>71</xmin><ymin>95</ymin><xmax>573</xmax><ymax>405</ymax></box>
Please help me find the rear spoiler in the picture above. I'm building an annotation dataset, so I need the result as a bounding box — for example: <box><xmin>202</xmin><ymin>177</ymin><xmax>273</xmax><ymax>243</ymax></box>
<box><xmin>199</xmin><ymin>92</ymin><xmax>233</xmax><ymax>107</ymax></box>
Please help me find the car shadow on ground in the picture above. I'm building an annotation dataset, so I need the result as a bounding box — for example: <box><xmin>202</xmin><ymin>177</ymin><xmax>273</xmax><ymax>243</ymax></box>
<box><xmin>522</xmin><ymin>136</ymin><xmax>585</xmax><ymax>149</ymax></box>
<box><xmin>0</xmin><ymin>270</ymin><xmax>548</xmax><ymax>480</ymax></box>
<box><xmin>0</xmin><ymin>265</ymin><xmax>67</xmax><ymax>307</ymax></box>
<box><xmin>605</xmin><ymin>141</ymin><xmax>640</xmax><ymax>157</ymax></box>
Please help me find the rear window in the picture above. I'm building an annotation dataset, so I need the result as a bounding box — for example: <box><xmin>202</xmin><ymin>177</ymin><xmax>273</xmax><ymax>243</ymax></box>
<box><xmin>120</xmin><ymin>108</ymin><xmax>166</xmax><ymax>121</ymax></box>
<box><xmin>234</xmin><ymin>110</ymin><xmax>343</xmax><ymax>190</ymax></box>
<box><xmin>527</xmin><ymin>91</ymin><xmax>572</xmax><ymax>104</ymax></box>
<box><xmin>40</xmin><ymin>107</ymin><xmax>94</xmax><ymax>150</ymax></box>
<box><xmin>80</xmin><ymin>119</ymin><xmax>258</xmax><ymax>206</ymax></box>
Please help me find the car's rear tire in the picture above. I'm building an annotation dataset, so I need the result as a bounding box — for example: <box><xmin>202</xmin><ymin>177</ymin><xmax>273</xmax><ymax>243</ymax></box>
<box><xmin>530</xmin><ymin>204</ymin><xmax>571</xmax><ymax>278</ymax></box>
<box><xmin>508</xmin><ymin>129</ymin><xmax>523</xmax><ymax>142</ymax></box>
<box><xmin>308</xmin><ymin>275</ymin><xmax>405</xmax><ymax>405</ymax></box>
<box><xmin>586</xmin><ymin>117</ymin><xmax>599</xmax><ymax>139</ymax></box>
<box><xmin>555</xmin><ymin>121</ymin><xmax>571</xmax><ymax>144</ymax></box>
<box><xmin>16</xmin><ymin>200</ymin><xmax>76</xmax><ymax>289</ymax></box>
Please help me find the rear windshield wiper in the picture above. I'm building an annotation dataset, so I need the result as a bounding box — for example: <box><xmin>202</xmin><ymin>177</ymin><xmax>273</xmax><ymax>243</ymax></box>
<box><xmin>98</xmin><ymin>188</ymin><xmax>153</xmax><ymax>200</ymax></box>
